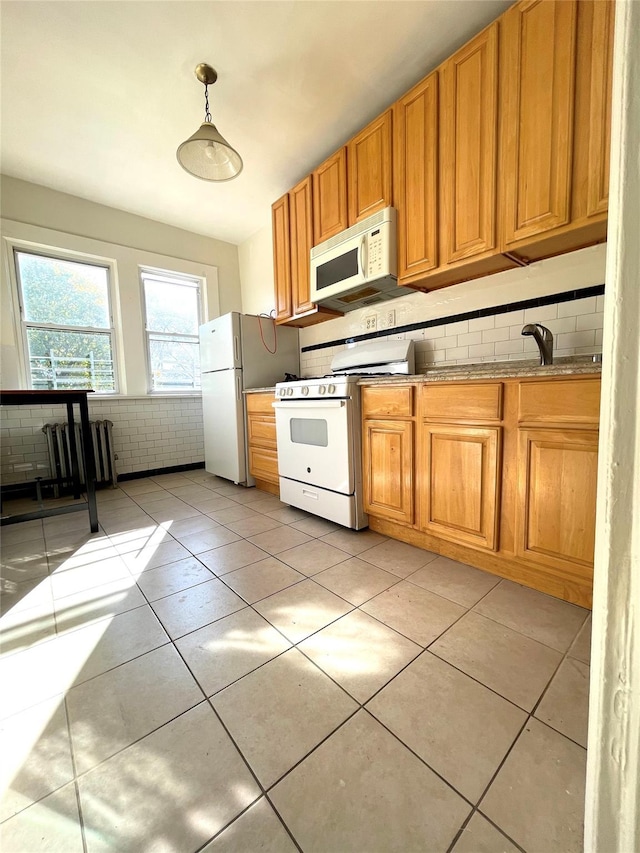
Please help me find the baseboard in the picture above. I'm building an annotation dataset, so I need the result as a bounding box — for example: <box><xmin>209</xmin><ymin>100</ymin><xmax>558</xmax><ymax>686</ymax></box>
<box><xmin>118</xmin><ymin>462</ymin><xmax>205</xmax><ymax>482</ymax></box>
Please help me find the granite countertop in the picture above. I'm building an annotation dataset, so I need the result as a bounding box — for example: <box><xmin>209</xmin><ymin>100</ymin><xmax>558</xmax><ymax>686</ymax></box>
<box><xmin>358</xmin><ymin>356</ymin><xmax>602</xmax><ymax>385</ymax></box>
<box><xmin>244</xmin><ymin>387</ymin><xmax>276</xmax><ymax>394</ymax></box>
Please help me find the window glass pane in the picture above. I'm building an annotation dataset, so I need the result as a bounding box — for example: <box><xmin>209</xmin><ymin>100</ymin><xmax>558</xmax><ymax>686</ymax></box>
<box><xmin>17</xmin><ymin>252</ymin><xmax>110</xmax><ymax>328</ymax></box>
<box><xmin>26</xmin><ymin>328</ymin><xmax>115</xmax><ymax>391</ymax></box>
<box><xmin>148</xmin><ymin>336</ymin><xmax>201</xmax><ymax>391</ymax></box>
<box><xmin>144</xmin><ymin>279</ymin><xmax>199</xmax><ymax>335</ymax></box>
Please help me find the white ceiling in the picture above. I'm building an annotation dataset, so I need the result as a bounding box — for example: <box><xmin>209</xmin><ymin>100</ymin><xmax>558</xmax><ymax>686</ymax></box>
<box><xmin>0</xmin><ymin>0</ymin><xmax>510</xmax><ymax>245</ymax></box>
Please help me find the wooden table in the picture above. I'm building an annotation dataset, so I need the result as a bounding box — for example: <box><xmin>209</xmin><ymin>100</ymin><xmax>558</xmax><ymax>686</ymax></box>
<box><xmin>0</xmin><ymin>390</ymin><xmax>99</xmax><ymax>533</ymax></box>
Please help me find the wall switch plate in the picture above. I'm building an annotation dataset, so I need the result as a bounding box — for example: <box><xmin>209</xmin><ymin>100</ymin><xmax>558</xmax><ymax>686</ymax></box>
<box><xmin>386</xmin><ymin>309</ymin><xmax>396</xmax><ymax>328</ymax></box>
<box><xmin>365</xmin><ymin>315</ymin><xmax>377</xmax><ymax>331</ymax></box>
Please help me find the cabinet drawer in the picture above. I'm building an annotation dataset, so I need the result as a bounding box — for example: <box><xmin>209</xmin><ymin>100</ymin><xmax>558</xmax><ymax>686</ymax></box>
<box><xmin>362</xmin><ymin>385</ymin><xmax>413</xmax><ymax>417</ymax></box>
<box><xmin>246</xmin><ymin>392</ymin><xmax>276</xmax><ymax>414</ymax></box>
<box><xmin>248</xmin><ymin>446</ymin><xmax>279</xmax><ymax>483</ymax></box>
<box><xmin>518</xmin><ymin>378</ymin><xmax>601</xmax><ymax>425</ymax></box>
<box><xmin>421</xmin><ymin>382</ymin><xmax>503</xmax><ymax>421</ymax></box>
<box><xmin>247</xmin><ymin>415</ymin><xmax>276</xmax><ymax>445</ymax></box>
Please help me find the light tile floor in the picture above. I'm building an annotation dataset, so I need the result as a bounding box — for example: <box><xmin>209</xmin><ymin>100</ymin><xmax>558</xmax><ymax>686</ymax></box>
<box><xmin>0</xmin><ymin>470</ymin><xmax>591</xmax><ymax>852</ymax></box>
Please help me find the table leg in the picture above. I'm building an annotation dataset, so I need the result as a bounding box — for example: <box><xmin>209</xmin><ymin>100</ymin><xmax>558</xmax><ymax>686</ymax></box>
<box><xmin>66</xmin><ymin>402</ymin><xmax>81</xmax><ymax>499</ymax></box>
<box><xmin>79</xmin><ymin>396</ymin><xmax>98</xmax><ymax>533</ymax></box>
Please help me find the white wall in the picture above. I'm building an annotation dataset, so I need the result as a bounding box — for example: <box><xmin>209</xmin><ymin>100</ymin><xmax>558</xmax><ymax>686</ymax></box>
<box><xmin>0</xmin><ymin>176</ymin><xmax>242</xmax><ymax>315</ymax></box>
<box><xmin>0</xmin><ymin>397</ymin><xmax>204</xmax><ymax>485</ymax></box>
<box><xmin>0</xmin><ymin>175</ymin><xmax>243</xmax><ymax>479</ymax></box>
<box><xmin>238</xmin><ymin>223</ymin><xmax>275</xmax><ymax>317</ymax></box>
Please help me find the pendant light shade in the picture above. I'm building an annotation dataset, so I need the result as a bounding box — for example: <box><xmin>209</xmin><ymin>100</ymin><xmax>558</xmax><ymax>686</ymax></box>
<box><xmin>177</xmin><ymin>64</ymin><xmax>243</xmax><ymax>182</ymax></box>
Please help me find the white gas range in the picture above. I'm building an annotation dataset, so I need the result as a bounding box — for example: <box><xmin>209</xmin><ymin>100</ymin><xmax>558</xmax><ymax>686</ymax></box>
<box><xmin>274</xmin><ymin>339</ymin><xmax>414</xmax><ymax>529</ymax></box>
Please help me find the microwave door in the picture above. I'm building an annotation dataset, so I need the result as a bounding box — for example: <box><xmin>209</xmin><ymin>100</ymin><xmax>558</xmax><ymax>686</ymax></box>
<box><xmin>312</xmin><ymin>243</ymin><xmax>364</xmax><ymax>302</ymax></box>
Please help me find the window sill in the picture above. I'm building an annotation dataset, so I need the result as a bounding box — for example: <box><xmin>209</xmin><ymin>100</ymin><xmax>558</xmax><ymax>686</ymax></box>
<box><xmin>91</xmin><ymin>393</ymin><xmax>202</xmax><ymax>400</ymax></box>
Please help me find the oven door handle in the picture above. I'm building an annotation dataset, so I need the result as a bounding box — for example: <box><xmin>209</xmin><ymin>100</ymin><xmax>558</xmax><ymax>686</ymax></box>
<box><xmin>273</xmin><ymin>400</ymin><xmax>346</xmax><ymax>410</ymax></box>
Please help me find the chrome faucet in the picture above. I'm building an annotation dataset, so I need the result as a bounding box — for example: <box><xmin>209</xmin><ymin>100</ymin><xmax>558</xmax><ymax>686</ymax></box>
<box><xmin>521</xmin><ymin>323</ymin><xmax>554</xmax><ymax>365</ymax></box>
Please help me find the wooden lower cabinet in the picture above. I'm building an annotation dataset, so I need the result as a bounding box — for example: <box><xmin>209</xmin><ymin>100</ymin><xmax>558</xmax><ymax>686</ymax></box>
<box><xmin>362</xmin><ymin>375</ymin><xmax>600</xmax><ymax>607</ymax></box>
<box><xmin>246</xmin><ymin>392</ymin><xmax>279</xmax><ymax>496</ymax></box>
<box><xmin>363</xmin><ymin>419</ymin><xmax>414</xmax><ymax>525</ymax></box>
<box><xmin>421</xmin><ymin>424</ymin><xmax>501</xmax><ymax>551</ymax></box>
<box><xmin>516</xmin><ymin>428</ymin><xmax>598</xmax><ymax>577</ymax></box>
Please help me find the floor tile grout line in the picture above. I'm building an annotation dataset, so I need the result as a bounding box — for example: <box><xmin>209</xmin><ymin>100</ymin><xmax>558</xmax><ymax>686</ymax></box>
<box><xmin>466</xmin><ymin>601</ymin><xmax>590</xmax><ymax>657</ymax></box>
<box><xmin>446</xmin><ymin>806</ymin><xmax>527</xmax><ymax>853</ymax></box>
<box><xmin>359</xmin><ymin>705</ymin><xmax>479</xmax><ymax>810</ymax></box>
<box><xmin>61</xmin><ymin>696</ymin><xmax>89</xmax><ymax>853</ymax></box>
<box><xmin>261</xmin><ymin>705</ymin><xmax>362</xmax><ymax>794</ymax></box>
<box><xmin>261</xmin><ymin>792</ymin><xmax>305</xmax><ymax>853</ymax></box>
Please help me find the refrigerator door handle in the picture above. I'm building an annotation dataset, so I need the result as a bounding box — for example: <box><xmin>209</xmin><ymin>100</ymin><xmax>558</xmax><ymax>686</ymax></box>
<box><xmin>236</xmin><ymin>374</ymin><xmax>242</xmax><ymax>402</ymax></box>
<box><xmin>234</xmin><ymin>336</ymin><xmax>240</xmax><ymax>364</ymax></box>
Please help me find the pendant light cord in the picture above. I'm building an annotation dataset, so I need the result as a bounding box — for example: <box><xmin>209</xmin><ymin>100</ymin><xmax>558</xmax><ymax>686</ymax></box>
<box><xmin>204</xmin><ymin>84</ymin><xmax>212</xmax><ymax>123</ymax></box>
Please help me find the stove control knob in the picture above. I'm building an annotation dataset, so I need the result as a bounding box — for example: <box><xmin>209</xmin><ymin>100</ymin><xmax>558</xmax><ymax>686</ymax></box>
<box><xmin>319</xmin><ymin>385</ymin><xmax>326</xmax><ymax>395</ymax></box>
<box><xmin>328</xmin><ymin>384</ymin><xmax>336</xmax><ymax>394</ymax></box>
<box><xmin>287</xmin><ymin>387</ymin><xmax>294</xmax><ymax>396</ymax></box>
<box><xmin>302</xmin><ymin>386</ymin><xmax>309</xmax><ymax>396</ymax></box>
<box><xmin>279</xmin><ymin>388</ymin><xmax>286</xmax><ymax>397</ymax></box>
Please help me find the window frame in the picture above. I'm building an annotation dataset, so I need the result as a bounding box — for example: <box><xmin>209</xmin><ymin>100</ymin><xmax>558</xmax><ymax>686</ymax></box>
<box><xmin>139</xmin><ymin>266</ymin><xmax>204</xmax><ymax>394</ymax></box>
<box><xmin>12</xmin><ymin>245</ymin><xmax>120</xmax><ymax>393</ymax></box>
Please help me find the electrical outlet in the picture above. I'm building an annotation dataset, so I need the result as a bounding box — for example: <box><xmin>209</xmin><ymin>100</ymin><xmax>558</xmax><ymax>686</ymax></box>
<box><xmin>386</xmin><ymin>309</ymin><xmax>396</xmax><ymax>328</ymax></box>
<box><xmin>365</xmin><ymin>315</ymin><xmax>377</xmax><ymax>331</ymax></box>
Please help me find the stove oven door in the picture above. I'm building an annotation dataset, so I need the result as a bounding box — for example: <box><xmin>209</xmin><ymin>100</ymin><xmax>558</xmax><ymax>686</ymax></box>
<box><xmin>274</xmin><ymin>399</ymin><xmax>355</xmax><ymax>495</ymax></box>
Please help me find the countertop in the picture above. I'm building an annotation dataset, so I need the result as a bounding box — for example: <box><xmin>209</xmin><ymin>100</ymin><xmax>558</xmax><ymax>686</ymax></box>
<box><xmin>357</xmin><ymin>357</ymin><xmax>602</xmax><ymax>385</ymax></box>
<box><xmin>244</xmin><ymin>387</ymin><xmax>276</xmax><ymax>394</ymax></box>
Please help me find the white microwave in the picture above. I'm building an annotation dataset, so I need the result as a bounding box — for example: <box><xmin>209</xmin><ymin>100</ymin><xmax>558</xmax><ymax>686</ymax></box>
<box><xmin>309</xmin><ymin>207</ymin><xmax>414</xmax><ymax>312</ymax></box>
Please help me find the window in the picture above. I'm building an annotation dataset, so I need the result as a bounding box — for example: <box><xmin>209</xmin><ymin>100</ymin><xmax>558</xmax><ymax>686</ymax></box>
<box><xmin>141</xmin><ymin>268</ymin><xmax>202</xmax><ymax>392</ymax></box>
<box><xmin>14</xmin><ymin>250</ymin><xmax>117</xmax><ymax>392</ymax></box>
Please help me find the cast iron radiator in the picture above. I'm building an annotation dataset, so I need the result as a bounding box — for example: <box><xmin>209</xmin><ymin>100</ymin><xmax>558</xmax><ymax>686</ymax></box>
<box><xmin>42</xmin><ymin>420</ymin><xmax>117</xmax><ymax>494</ymax></box>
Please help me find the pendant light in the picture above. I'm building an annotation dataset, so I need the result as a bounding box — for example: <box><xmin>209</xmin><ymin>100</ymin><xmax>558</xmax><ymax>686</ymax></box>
<box><xmin>176</xmin><ymin>63</ymin><xmax>243</xmax><ymax>182</ymax></box>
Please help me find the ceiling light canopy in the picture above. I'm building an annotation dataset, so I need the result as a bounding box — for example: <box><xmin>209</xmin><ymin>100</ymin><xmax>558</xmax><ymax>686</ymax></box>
<box><xmin>177</xmin><ymin>63</ymin><xmax>243</xmax><ymax>182</ymax></box>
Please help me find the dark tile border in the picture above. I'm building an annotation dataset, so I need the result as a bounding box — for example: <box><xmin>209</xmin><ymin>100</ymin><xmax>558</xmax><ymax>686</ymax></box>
<box><xmin>301</xmin><ymin>284</ymin><xmax>605</xmax><ymax>353</ymax></box>
<box><xmin>118</xmin><ymin>461</ymin><xmax>205</xmax><ymax>482</ymax></box>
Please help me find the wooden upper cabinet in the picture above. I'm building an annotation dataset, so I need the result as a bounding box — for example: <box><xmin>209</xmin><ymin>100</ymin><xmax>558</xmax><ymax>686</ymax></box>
<box><xmin>501</xmin><ymin>0</ymin><xmax>578</xmax><ymax>247</ymax></box>
<box><xmin>586</xmin><ymin>0</ymin><xmax>614</xmax><ymax>217</ymax></box>
<box><xmin>272</xmin><ymin>193</ymin><xmax>292</xmax><ymax>323</ymax></box>
<box><xmin>347</xmin><ymin>110</ymin><xmax>393</xmax><ymax>225</ymax></box>
<box><xmin>312</xmin><ymin>148</ymin><xmax>348</xmax><ymax>245</ymax></box>
<box><xmin>440</xmin><ymin>22</ymin><xmax>499</xmax><ymax>264</ymax></box>
<box><xmin>394</xmin><ymin>71</ymin><xmax>439</xmax><ymax>281</ymax></box>
<box><xmin>289</xmin><ymin>176</ymin><xmax>314</xmax><ymax>316</ymax></box>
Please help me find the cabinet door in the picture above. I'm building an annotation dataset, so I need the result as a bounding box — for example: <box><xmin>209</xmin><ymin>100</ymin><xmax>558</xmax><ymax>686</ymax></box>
<box><xmin>440</xmin><ymin>23</ymin><xmax>499</xmax><ymax>264</ymax></box>
<box><xmin>363</xmin><ymin>419</ymin><xmax>414</xmax><ymax>525</ymax></box>
<box><xmin>248</xmin><ymin>444</ymin><xmax>279</xmax><ymax>485</ymax></box>
<box><xmin>586</xmin><ymin>0</ymin><xmax>614</xmax><ymax>217</ymax></box>
<box><xmin>501</xmin><ymin>0</ymin><xmax>578</xmax><ymax>246</ymax></box>
<box><xmin>516</xmin><ymin>428</ymin><xmax>598</xmax><ymax>577</ymax></box>
<box><xmin>394</xmin><ymin>71</ymin><xmax>439</xmax><ymax>280</ymax></box>
<box><xmin>312</xmin><ymin>148</ymin><xmax>348</xmax><ymax>245</ymax></box>
<box><xmin>421</xmin><ymin>423</ymin><xmax>501</xmax><ymax>550</ymax></box>
<box><xmin>289</xmin><ymin>176</ymin><xmax>314</xmax><ymax>315</ymax></box>
<box><xmin>347</xmin><ymin>110</ymin><xmax>393</xmax><ymax>225</ymax></box>
<box><xmin>272</xmin><ymin>194</ymin><xmax>292</xmax><ymax>323</ymax></box>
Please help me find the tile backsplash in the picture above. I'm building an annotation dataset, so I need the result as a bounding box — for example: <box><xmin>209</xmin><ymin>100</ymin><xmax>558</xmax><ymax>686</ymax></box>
<box><xmin>1</xmin><ymin>396</ymin><xmax>204</xmax><ymax>486</ymax></box>
<box><xmin>299</xmin><ymin>245</ymin><xmax>606</xmax><ymax>377</ymax></box>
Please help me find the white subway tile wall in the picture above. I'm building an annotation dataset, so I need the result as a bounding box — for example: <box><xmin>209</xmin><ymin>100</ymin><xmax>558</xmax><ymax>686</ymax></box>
<box><xmin>1</xmin><ymin>397</ymin><xmax>204</xmax><ymax>485</ymax></box>
<box><xmin>299</xmin><ymin>298</ymin><xmax>604</xmax><ymax>376</ymax></box>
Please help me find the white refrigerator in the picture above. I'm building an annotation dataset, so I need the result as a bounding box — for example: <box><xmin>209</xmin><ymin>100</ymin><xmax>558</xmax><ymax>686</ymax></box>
<box><xmin>199</xmin><ymin>313</ymin><xmax>299</xmax><ymax>485</ymax></box>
